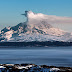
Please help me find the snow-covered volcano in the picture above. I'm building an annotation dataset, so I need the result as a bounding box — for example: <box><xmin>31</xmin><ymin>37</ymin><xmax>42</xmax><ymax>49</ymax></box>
<box><xmin>0</xmin><ymin>11</ymin><xmax>72</xmax><ymax>42</ymax></box>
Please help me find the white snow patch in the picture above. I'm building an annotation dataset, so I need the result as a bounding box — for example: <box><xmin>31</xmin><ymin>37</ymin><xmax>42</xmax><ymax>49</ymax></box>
<box><xmin>50</xmin><ymin>68</ymin><xmax>60</xmax><ymax>71</ymax></box>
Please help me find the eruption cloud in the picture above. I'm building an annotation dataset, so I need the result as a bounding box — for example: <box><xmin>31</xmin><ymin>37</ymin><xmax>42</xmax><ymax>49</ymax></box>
<box><xmin>23</xmin><ymin>11</ymin><xmax>72</xmax><ymax>25</ymax></box>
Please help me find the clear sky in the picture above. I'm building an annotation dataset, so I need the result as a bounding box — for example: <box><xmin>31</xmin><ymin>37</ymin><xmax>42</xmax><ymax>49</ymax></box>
<box><xmin>0</xmin><ymin>0</ymin><xmax>72</xmax><ymax>32</ymax></box>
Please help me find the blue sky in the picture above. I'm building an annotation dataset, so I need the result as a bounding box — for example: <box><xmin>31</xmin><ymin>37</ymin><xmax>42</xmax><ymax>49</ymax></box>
<box><xmin>0</xmin><ymin>0</ymin><xmax>72</xmax><ymax>32</ymax></box>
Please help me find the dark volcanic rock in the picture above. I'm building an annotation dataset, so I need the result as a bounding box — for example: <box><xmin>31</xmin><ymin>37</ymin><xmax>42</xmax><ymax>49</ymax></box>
<box><xmin>0</xmin><ymin>63</ymin><xmax>72</xmax><ymax>72</ymax></box>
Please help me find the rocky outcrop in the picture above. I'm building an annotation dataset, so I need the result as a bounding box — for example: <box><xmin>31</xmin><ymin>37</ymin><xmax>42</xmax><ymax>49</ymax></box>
<box><xmin>0</xmin><ymin>63</ymin><xmax>72</xmax><ymax>72</ymax></box>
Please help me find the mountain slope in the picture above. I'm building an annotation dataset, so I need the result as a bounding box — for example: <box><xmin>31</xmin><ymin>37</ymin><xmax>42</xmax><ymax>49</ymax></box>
<box><xmin>0</xmin><ymin>11</ymin><xmax>72</xmax><ymax>42</ymax></box>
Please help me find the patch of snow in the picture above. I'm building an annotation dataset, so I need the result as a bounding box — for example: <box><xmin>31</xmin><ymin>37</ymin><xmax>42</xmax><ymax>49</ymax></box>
<box><xmin>50</xmin><ymin>68</ymin><xmax>60</xmax><ymax>71</ymax></box>
<box><xmin>0</xmin><ymin>66</ymin><xmax>6</xmax><ymax>69</ymax></box>
<box><xmin>17</xmin><ymin>66</ymin><xmax>28</xmax><ymax>69</ymax></box>
<box><xmin>4</xmin><ymin>30</ymin><xmax>14</xmax><ymax>40</ymax></box>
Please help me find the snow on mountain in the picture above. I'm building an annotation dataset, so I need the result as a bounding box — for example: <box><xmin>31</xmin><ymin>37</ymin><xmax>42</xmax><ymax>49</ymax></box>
<box><xmin>0</xmin><ymin>11</ymin><xmax>72</xmax><ymax>42</ymax></box>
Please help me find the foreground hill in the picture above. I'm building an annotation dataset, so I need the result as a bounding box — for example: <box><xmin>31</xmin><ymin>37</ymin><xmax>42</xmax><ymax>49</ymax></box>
<box><xmin>0</xmin><ymin>63</ymin><xmax>72</xmax><ymax>72</ymax></box>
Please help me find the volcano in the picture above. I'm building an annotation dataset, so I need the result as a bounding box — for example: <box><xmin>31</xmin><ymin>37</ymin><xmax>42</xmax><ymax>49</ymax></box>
<box><xmin>0</xmin><ymin>11</ymin><xmax>72</xmax><ymax>44</ymax></box>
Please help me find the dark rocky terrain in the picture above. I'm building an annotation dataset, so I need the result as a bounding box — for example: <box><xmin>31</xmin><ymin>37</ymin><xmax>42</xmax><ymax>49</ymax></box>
<box><xmin>0</xmin><ymin>63</ymin><xmax>72</xmax><ymax>72</ymax></box>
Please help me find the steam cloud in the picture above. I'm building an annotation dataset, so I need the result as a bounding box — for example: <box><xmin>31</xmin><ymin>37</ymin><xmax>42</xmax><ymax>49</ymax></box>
<box><xmin>24</xmin><ymin>11</ymin><xmax>72</xmax><ymax>24</ymax></box>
